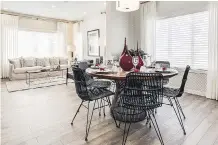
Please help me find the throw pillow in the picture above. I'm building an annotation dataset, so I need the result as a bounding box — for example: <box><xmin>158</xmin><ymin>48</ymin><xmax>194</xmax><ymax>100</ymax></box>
<box><xmin>9</xmin><ymin>58</ymin><xmax>21</xmax><ymax>69</ymax></box>
<box><xmin>36</xmin><ymin>58</ymin><xmax>45</xmax><ymax>67</ymax></box>
<box><xmin>49</xmin><ymin>57</ymin><xmax>60</xmax><ymax>68</ymax></box>
<box><xmin>60</xmin><ymin>57</ymin><xmax>68</xmax><ymax>65</ymax></box>
<box><xmin>44</xmin><ymin>58</ymin><xmax>50</xmax><ymax>66</ymax></box>
<box><xmin>23</xmin><ymin>57</ymin><xmax>36</xmax><ymax>67</ymax></box>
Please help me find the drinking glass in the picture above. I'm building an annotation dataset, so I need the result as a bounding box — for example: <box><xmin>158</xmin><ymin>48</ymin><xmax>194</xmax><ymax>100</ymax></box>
<box><xmin>132</xmin><ymin>56</ymin><xmax>139</xmax><ymax>69</ymax></box>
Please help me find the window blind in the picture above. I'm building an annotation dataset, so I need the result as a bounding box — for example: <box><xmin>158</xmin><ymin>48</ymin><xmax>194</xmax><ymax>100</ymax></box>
<box><xmin>155</xmin><ymin>11</ymin><xmax>208</xmax><ymax>70</ymax></box>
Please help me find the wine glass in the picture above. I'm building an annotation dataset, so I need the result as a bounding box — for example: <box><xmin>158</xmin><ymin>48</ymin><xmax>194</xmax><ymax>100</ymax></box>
<box><xmin>132</xmin><ymin>56</ymin><xmax>139</xmax><ymax>69</ymax></box>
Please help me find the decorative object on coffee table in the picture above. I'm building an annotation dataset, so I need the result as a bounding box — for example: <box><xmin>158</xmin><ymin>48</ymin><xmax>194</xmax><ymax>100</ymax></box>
<box><xmin>119</xmin><ymin>38</ymin><xmax>133</xmax><ymax>71</ymax></box>
<box><xmin>87</xmin><ymin>29</ymin><xmax>100</xmax><ymax>56</ymax></box>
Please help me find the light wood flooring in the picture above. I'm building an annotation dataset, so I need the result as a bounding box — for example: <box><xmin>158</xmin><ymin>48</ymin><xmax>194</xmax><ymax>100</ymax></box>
<box><xmin>1</xmin><ymin>79</ymin><xmax>218</xmax><ymax>145</ymax></box>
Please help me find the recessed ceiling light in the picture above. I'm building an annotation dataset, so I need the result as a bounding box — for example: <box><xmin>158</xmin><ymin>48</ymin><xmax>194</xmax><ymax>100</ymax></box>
<box><xmin>104</xmin><ymin>2</ymin><xmax>106</xmax><ymax>5</ymax></box>
<box><xmin>52</xmin><ymin>5</ymin><xmax>56</xmax><ymax>8</ymax></box>
<box><xmin>3</xmin><ymin>8</ymin><xmax>8</xmax><ymax>10</ymax></box>
<box><xmin>83</xmin><ymin>12</ymin><xmax>86</xmax><ymax>15</ymax></box>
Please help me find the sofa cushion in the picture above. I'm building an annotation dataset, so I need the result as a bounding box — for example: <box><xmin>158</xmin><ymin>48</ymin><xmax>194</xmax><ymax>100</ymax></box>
<box><xmin>13</xmin><ymin>66</ymin><xmax>42</xmax><ymax>74</ymax></box>
<box><xmin>44</xmin><ymin>58</ymin><xmax>50</xmax><ymax>66</ymax></box>
<box><xmin>9</xmin><ymin>58</ymin><xmax>21</xmax><ymax>69</ymax></box>
<box><xmin>60</xmin><ymin>57</ymin><xmax>68</xmax><ymax>65</ymax></box>
<box><xmin>36</xmin><ymin>58</ymin><xmax>45</xmax><ymax>67</ymax></box>
<box><xmin>23</xmin><ymin>57</ymin><xmax>36</xmax><ymax>67</ymax></box>
<box><xmin>49</xmin><ymin>57</ymin><xmax>59</xmax><ymax>67</ymax></box>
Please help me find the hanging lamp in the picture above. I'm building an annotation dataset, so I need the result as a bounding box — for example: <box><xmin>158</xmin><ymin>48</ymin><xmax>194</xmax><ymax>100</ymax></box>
<box><xmin>116</xmin><ymin>0</ymin><xmax>140</xmax><ymax>12</ymax></box>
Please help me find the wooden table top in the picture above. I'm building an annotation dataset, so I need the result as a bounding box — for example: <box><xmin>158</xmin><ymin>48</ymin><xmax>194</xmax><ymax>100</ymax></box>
<box><xmin>86</xmin><ymin>68</ymin><xmax>178</xmax><ymax>81</ymax></box>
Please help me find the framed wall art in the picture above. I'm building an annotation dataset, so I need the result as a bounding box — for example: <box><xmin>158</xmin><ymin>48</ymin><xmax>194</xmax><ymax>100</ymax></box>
<box><xmin>87</xmin><ymin>29</ymin><xmax>100</xmax><ymax>56</ymax></box>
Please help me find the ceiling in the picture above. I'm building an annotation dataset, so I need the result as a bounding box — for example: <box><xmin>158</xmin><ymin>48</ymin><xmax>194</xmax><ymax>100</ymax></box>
<box><xmin>1</xmin><ymin>1</ymin><xmax>106</xmax><ymax>21</ymax></box>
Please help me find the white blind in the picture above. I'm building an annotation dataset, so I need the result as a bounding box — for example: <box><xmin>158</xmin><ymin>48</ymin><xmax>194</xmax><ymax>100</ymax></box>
<box><xmin>155</xmin><ymin>11</ymin><xmax>209</xmax><ymax>70</ymax></box>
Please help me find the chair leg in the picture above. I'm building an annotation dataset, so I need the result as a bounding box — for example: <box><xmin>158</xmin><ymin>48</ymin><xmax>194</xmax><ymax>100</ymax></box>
<box><xmin>97</xmin><ymin>100</ymin><xmax>101</xmax><ymax>116</ymax></box>
<box><xmin>122</xmin><ymin>122</ymin><xmax>131</xmax><ymax>145</ymax></box>
<box><xmin>148</xmin><ymin>111</ymin><xmax>164</xmax><ymax>145</ymax></box>
<box><xmin>168</xmin><ymin>97</ymin><xmax>186</xmax><ymax>135</ymax></box>
<box><xmin>103</xmin><ymin>99</ymin><xmax>106</xmax><ymax>117</ymax></box>
<box><xmin>71</xmin><ymin>101</ymin><xmax>83</xmax><ymax>125</ymax></box>
<box><xmin>175</xmin><ymin>97</ymin><xmax>186</xmax><ymax>119</ymax></box>
<box><xmin>85</xmin><ymin>100</ymin><xmax>96</xmax><ymax>141</ymax></box>
<box><xmin>66</xmin><ymin>69</ymin><xmax>68</xmax><ymax>85</ymax></box>
<box><xmin>111</xmin><ymin>113</ymin><xmax>120</xmax><ymax>128</ymax></box>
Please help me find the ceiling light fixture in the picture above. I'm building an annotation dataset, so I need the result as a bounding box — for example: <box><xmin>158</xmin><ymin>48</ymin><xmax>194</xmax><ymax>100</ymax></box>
<box><xmin>3</xmin><ymin>8</ymin><xmax>8</xmax><ymax>10</ymax></box>
<box><xmin>116</xmin><ymin>0</ymin><xmax>139</xmax><ymax>12</ymax></box>
<box><xmin>52</xmin><ymin>5</ymin><xmax>56</xmax><ymax>8</ymax></box>
<box><xmin>83</xmin><ymin>12</ymin><xmax>86</xmax><ymax>15</ymax></box>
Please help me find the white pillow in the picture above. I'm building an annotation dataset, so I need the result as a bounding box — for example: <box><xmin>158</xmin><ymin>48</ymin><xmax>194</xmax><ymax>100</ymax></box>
<box><xmin>23</xmin><ymin>57</ymin><xmax>36</xmax><ymax>67</ymax></box>
<box><xmin>44</xmin><ymin>58</ymin><xmax>50</xmax><ymax>66</ymax></box>
<box><xmin>36</xmin><ymin>58</ymin><xmax>45</xmax><ymax>67</ymax></box>
<box><xmin>9</xmin><ymin>58</ymin><xmax>21</xmax><ymax>69</ymax></box>
<box><xmin>49</xmin><ymin>57</ymin><xmax>59</xmax><ymax>67</ymax></box>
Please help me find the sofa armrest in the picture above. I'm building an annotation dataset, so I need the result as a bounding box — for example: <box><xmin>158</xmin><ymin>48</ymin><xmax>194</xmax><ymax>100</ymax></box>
<box><xmin>9</xmin><ymin>63</ymin><xmax>15</xmax><ymax>80</ymax></box>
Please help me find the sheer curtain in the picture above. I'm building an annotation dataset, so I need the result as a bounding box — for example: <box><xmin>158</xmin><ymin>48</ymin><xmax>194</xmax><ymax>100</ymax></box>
<box><xmin>18</xmin><ymin>31</ymin><xmax>58</xmax><ymax>57</ymax></box>
<box><xmin>1</xmin><ymin>14</ymin><xmax>19</xmax><ymax>78</ymax></box>
<box><xmin>73</xmin><ymin>22</ymin><xmax>83</xmax><ymax>60</ymax></box>
<box><xmin>206</xmin><ymin>2</ymin><xmax>218</xmax><ymax>100</ymax></box>
<box><xmin>18</xmin><ymin>22</ymin><xmax>68</xmax><ymax>58</ymax></box>
<box><xmin>140</xmin><ymin>2</ymin><xmax>156</xmax><ymax>61</ymax></box>
<box><xmin>57</xmin><ymin>22</ymin><xmax>68</xmax><ymax>57</ymax></box>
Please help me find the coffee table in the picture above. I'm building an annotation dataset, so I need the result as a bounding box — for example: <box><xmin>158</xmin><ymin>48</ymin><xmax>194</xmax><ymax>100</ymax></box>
<box><xmin>26</xmin><ymin>68</ymin><xmax>67</xmax><ymax>86</ymax></box>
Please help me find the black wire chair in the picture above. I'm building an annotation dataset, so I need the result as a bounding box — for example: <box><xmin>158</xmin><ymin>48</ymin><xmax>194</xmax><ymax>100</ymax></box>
<box><xmin>163</xmin><ymin>65</ymin><xmax>190</xmax><ymax>135</ymax></box>
<box><xmin>111</xmin><ymin>72</ymin><xmax>164</xmax><ymax>145</ymax></box>
<box><xmin>71</xmin><ymin>67</ymin><xmax>114</xmax><ymax>141</ymax></box>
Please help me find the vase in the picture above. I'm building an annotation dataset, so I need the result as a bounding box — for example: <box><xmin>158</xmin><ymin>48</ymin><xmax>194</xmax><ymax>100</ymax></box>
<box><xmin>119</xmin><ymin>38</ymin><xmax>133</xmax><ymax>71</ymax></box>
<box><xmin>136</xmin><ymin>42</ymin><xmax>144</xmax><ymax>70</ymax></box>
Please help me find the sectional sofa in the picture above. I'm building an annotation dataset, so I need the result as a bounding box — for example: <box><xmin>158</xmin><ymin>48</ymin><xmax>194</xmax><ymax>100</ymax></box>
<box><xmin>8</xmin><ymin>57</ymin><xmax>68</xmax><ymax>80</ymax></box>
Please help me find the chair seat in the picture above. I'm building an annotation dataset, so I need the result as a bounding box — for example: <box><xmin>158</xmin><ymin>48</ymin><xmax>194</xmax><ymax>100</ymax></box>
<box><xmin>88</xmin><ymin>88</ymin><xmax>114</xmax><ymax>101</ymax></box>
<box><xmin>87</xmin><ymin>80</ymin><xmax>111</xmax><ymax>88</ymax></box>
<box><xmin>163</xmin><ymin>87</ymin><xmax>180</xmax><ymax>97</ymax></box>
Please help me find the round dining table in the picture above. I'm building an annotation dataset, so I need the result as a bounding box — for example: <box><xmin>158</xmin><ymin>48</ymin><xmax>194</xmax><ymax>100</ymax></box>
<box><xmin>86</xmin><ymin>68</ymin><xmax>178</xmax><ymax>109</ymax></box>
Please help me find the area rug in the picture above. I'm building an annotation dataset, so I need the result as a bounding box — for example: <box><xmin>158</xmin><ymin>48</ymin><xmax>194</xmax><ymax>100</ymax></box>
<box><xmin>6</xmin><ymin>77</ymin><xmax>74</xmax><ymax>92</ymax></box>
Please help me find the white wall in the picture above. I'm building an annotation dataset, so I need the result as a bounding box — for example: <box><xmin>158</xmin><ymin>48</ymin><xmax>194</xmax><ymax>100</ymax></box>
<box><xmin>81</xmin><ymin>13</ymin><xmax>106</xmax><ymax>61</ymax></box>
<box><xmin>106</xmin><ymin>1</ymin><xmax>130</xmax><ymax>60</ymax></box>
<box><xmin>128</xmin><ymin>9</ymin><xmax>141</xmax><ymax>50</ymax></box>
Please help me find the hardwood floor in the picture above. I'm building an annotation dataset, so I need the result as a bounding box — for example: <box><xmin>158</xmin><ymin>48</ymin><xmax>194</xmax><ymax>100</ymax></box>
<box><xmin>1</xmin><ymin>79</ymin><xmax>218</xmax><ymax>145</ymax></box>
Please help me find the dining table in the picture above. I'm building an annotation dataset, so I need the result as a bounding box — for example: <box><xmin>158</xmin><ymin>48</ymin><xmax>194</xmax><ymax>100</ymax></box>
<box><xmin>86</xmin><ymin>67</ymin><xmax>179</xmax><ymax>120</ymax></box>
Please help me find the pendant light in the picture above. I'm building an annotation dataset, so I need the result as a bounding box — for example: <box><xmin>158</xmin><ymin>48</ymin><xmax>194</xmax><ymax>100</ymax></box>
<box><xmin>116</xmin><ymin>0</ymin><xmax>140</xmax><ymax>12</ymax></box>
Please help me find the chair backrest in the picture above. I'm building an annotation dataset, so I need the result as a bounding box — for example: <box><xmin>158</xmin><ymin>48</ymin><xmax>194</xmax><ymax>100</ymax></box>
<box><xmin>72</xmin><ymin>67</ymin><xmax>90</xmax><ymax>100</ymax></box>
<box><xmin>120</xmin><ymin>72</ymin><xmax>164</xmax><ymax>111</ymax></box>
<box><xmin>178</xmin><ymin>65</ymin><xmax>190</xmax><ymax>97</ymax></box>
<box><xmin>78</xmin><ymin>61</ymin><xmax>89</xmax><ymax>70</ymax></box>
<box><xmin>155</xmin><ymin>61</ymin><xmax>170</xmax><ymax>68</ymax></box>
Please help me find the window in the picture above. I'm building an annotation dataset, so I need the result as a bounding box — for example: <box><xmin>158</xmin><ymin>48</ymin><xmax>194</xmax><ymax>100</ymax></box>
<box><xmin>18</xmin><ymin>30</ymin><xmax>66</xmax><ymax>57</ymax></box>
<box><xmin>155</xmin><ymin>11</ymin><xmax>208</xmax><ymax>70</ymax></box>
